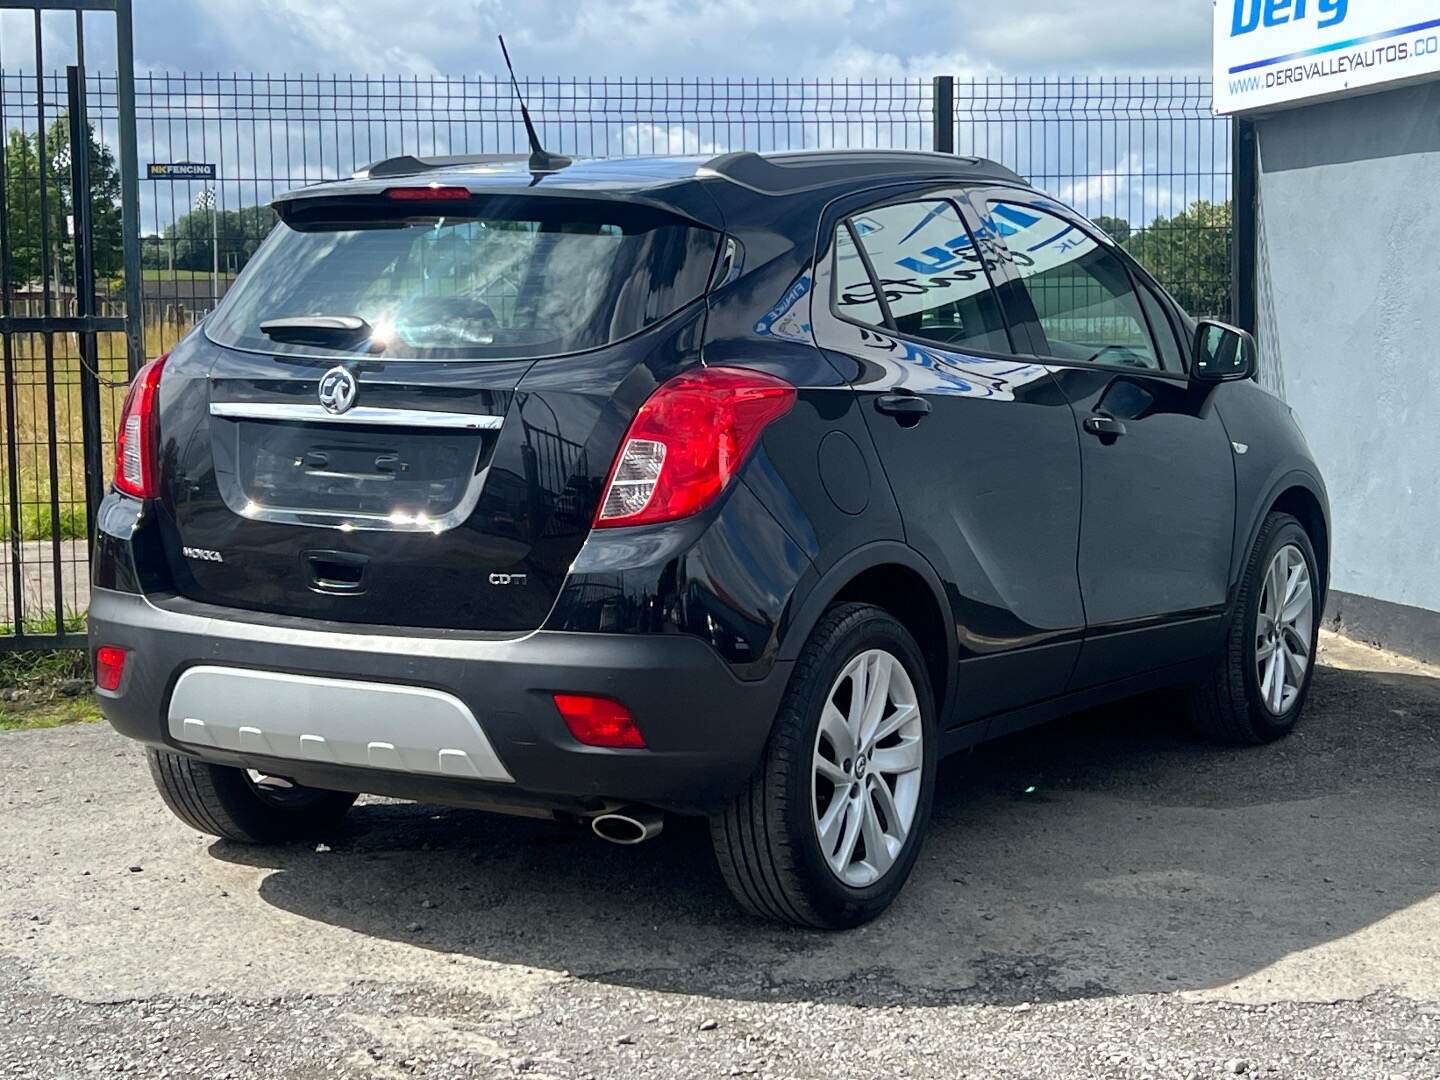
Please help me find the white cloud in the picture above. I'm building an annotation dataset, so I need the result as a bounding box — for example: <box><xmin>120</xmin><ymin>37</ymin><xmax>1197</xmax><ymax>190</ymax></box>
<box><xmin>135</xmin><ymin>0</ymin><xmax>1213</xmax><ymax>79</ymax></box>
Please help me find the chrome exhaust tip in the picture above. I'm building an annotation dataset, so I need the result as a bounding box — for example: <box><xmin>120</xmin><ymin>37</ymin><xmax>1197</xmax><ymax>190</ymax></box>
<box><xmin>590</xmin><ymin>808</ymin><xmax>663</xmax><ymax>845</ymax></box>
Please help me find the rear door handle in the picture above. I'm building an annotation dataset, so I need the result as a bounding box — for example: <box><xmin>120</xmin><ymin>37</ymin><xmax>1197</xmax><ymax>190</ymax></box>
<box><xmin>1083</xmin><ymin>414</ymin><xmax>1127</xmax><ymax>442</ymax></box>
<box><xmin>875</xmin><ymin>393</ymin><xmax>932</xmax><ymax>426</ymax></box>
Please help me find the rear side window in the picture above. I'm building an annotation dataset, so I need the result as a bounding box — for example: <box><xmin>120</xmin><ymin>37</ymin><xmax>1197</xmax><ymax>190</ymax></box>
<box><xmin>207</xmin><ymin>196</ymin><xmax>719</xmax><ymax>360</ymax></box>
<box><xmin>986</xmin><ymin>200</ymin><xmax>1160</xmax><ymax>370</ymax></box>
<box><xmin>833</xmin><ymin>199</ymin><xmax>1011</xmax><ymax>355</ymax></box>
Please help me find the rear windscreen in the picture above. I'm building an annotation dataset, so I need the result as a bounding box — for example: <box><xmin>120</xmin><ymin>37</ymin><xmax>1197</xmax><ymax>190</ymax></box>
<box><xmin>206</xmin><ymin>195</ymin><xmax>720</xmax><ymax>360</ymax></box>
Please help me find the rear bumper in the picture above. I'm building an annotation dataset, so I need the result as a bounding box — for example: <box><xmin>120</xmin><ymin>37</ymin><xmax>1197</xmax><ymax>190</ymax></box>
<box><xmin>88</xmin><ymin>587</ymin><xmax>789</xmax><ymax>815</ymax></box>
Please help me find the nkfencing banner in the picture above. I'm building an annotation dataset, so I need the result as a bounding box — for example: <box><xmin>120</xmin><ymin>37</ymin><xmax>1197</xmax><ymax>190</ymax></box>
<box><xmin>1214</xmin><ymin>0</ymin><xmax>1440</xmax><ymax>114</ymax></box>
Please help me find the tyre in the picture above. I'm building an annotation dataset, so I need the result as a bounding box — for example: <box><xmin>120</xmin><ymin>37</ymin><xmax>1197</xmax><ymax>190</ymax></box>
<box><xmin>146</xmin><ymin>748</ymin><xmax>357</xmax><ymax>843</ymax></box>
<box><xmin>710</xmin><ymin>603</ymin><xmax>938</xmax><ymax>929</ymax></box>
<box><xmin>1189</xmin><ymin>511</ymin><xmax>1320</xmax><ymax>744</ymax></box>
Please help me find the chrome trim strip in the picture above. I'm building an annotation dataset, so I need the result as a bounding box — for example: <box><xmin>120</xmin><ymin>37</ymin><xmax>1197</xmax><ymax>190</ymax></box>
<box><xmin>209</xmin><ymin>401</ymin><xmax>504</xmax><ymax>430</ymax></box>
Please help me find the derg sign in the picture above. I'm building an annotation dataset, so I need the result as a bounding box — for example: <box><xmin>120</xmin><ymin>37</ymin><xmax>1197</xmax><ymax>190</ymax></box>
<box><xmin>1230</xmin><ymin>0</ymin><xmax>1349</xmax><ymax>37</ymax></box>
<box><xmin>1214</xmin><ymin>0</ymin><xmax>1440</xmax><ymax>114</ymax></box>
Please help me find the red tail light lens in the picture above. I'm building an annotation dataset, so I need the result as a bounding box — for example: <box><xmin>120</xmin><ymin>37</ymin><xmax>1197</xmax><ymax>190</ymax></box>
<box><xmin>113</xmin><ymin>355</ymin><xmax>168</xmax><ymax>499</ymax></box>
<box><xmin>553</xmin><ymin>693</ymin><xmax>646</xmax><ymax>749</ymax></box>
<box><xmin>594</xmin><ymin>366</ymin><xmax>796</xmax><ymax>528</ymax></box>
<box><xmin>95</xmin><ymin>646</ymin><xmax>128</xmax><ymax>692</ymax></box>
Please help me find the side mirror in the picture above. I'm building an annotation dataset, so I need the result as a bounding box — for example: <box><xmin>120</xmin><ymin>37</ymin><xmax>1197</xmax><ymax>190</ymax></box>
<box><xmin>1192</xmin><ymin>319</ymin><xmax>1257</xmax><ymax>383</ymax></box>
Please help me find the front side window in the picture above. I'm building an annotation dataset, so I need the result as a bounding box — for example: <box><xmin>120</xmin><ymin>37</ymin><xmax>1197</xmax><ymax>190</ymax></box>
<box><xmin>832</xmin><ymin>198</ymin><xmax>1011</xmax><ymax>355</ymax></box>
<box><xmin>208</xmin><ymin>196</ymin><xmax>718</xmax><ymax>360</ymax></box>
<box><xmin>1135</xmin><ymin>276</ymin><xmax>1184</xmax><ymax>372</ymax></box>
<box><xmin>987</xmin><ymin>201</ymin><xmax>1160</xmax><ymax>370</ymax></box>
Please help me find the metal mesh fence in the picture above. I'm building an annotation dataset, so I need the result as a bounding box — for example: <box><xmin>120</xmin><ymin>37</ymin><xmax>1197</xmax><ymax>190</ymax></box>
<box><xmin>0</xmin><ymin>69</ymin><xmax>1231</xmax><ymax>647</ymax></box>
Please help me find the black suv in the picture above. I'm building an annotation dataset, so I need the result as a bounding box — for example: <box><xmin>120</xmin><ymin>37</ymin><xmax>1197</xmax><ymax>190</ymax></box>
<box><xmin>91</xmin><ymin>150</ymin><xmax>1329</xmax><ymax>928</ymax></box>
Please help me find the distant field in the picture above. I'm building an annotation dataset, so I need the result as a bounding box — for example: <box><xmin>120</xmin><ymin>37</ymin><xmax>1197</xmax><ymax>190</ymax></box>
<box><xmin>0</xmin><ymin>323</ymin><xmax>189</xmax><ymax>543</ymax></box>
<box><xmin>138</xmin><ymin>268</ymin><xmax>236</xmax><ymax>282</ymax></box>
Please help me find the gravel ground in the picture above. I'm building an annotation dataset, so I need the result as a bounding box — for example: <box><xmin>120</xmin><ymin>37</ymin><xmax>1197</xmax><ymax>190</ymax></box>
<box><xmin>3</xmin><ymin>632</ymin><xmax>1438</xmax><ymax>1079</ymax></box>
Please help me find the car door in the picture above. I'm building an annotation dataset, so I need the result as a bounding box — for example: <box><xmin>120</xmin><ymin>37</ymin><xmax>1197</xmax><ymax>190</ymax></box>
<box><xmin>810</xmin><ymin>188</ymin><xmax>1085</xmax><ymax>726</ymax></box>
<box><xmin>969</xmin><ymin>190</ymin><xmax>1237</xmax><ymax>687</ymax></box>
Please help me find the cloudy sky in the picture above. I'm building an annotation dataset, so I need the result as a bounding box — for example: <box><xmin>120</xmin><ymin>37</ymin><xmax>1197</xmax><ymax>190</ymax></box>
<box><xmin>124</xmin><ymin>0</ymin><xmax>1214</xmax><ymax>79</ymax></box>
<box><xmin>0</xmin><ymin>1</ymin><xmax>1222</xmax><ymax>235</ymax></box>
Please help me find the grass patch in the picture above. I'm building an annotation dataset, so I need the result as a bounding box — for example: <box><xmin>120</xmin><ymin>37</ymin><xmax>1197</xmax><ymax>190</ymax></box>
<box><xmin>0</xmin><ymin>643</ymin><xmax>88</xmax><ymax>689</ymax></box>
<box><xmin>0</xmin><ymin>642</ymin><xmax>96</xmax><ymax>731</ymax></box>
<box><xmin>0</xmin><ymin>323</ymin><xmax>189</xmax><ymax>551</ymax></box>
<box><xmin>12</xmin><ymin>503</ymin><xmax>88</xmax><ymax>541</ymax></box>
<box><xmin>0</xmin><ymin>695</ymin><xmax>100</xmax><ymax>731</ymax></box>
<box><xmin>138</xmin><ymin>268</ymin><xmax>231</xmax><ymax>282</ymax></box>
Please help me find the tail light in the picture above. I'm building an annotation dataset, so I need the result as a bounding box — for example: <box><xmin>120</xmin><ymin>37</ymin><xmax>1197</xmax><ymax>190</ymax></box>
<box><xmin>594</xmin><ymin>366</ymin><xmax>795</xmax><ymax>528</ymax></box>
<box><xmin>113</xmin><ymin>354</ymin><xmax>168</xmax><ymax>499</ymax></box>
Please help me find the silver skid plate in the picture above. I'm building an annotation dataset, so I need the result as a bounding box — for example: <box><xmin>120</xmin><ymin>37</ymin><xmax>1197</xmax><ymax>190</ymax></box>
<box><xmin>167</xmin><ymin>666</ymin><xmax>514</xmax><ymax>782</ymax></box>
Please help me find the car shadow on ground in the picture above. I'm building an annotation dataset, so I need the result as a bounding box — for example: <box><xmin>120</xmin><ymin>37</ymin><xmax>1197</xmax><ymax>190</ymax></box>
<box><xmin>211</xmin><ymin>662</ymin><xmax>1440</xmax><ymax>1006</ymax></box>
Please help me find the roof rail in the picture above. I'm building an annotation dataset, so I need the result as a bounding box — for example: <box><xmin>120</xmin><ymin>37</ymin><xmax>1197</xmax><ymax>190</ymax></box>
<box><xmin>700</xmin><ymin>149</ymin><xmax>1026</xmax><ymax>194</ymax></box>
<box><xmin>353</xmin><ymin>153</ymin><xmax>532</xmax><ymax>180</ymax></box>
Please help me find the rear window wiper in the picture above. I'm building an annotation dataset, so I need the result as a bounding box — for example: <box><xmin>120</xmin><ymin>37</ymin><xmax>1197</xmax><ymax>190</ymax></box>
<box><xmin>260</xmin><ymin>315</ymin><xmax>372</xmax><ymax>348</ymax></box>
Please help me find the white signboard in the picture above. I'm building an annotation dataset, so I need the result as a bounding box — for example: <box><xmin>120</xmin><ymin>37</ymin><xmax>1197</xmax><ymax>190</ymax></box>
<box><xmin>1213</xmin><ymin>0</ymin><xmax>1440</xmax><ymax>115</ymax></box>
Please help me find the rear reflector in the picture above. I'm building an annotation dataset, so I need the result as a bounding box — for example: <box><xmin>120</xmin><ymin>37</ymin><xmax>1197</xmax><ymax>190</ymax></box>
<box><xmin>553</xmin><ymin>693</ymin><xmax>646</xmax><ymax>749</ymax></box>
<box><xmin>384</xmin><ymin>185</ymin><xmax>472</xmax><ymax>201</ymax></box>
<box><xmin>95</xmin><ymin>646</ymin><xmax>127</xmax><ymax>692</ymax></box>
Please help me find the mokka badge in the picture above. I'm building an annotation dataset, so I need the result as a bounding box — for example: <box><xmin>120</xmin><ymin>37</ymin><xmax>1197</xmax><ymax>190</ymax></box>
<box><xmin>318</xmin><ymin>366</ymin><xmax>358</xmax><ymax>415</ymax></box>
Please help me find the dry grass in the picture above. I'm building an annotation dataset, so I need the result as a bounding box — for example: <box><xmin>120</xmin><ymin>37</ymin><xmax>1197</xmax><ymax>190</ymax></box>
<box><xmin>0</xmin><ymin>324</ymin><xmax>189</xmax><ymax>539</ymax></box>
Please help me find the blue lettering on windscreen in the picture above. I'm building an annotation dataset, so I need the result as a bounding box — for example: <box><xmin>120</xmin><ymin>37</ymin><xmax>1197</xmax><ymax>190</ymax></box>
<box><xmin>1232</xmin><ymin>0</ymin><xmax>1349</xmax><ymax>36</ymax></box>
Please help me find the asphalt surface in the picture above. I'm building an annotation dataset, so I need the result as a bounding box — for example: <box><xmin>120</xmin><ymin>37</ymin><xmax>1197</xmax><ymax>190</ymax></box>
<box><xmin>3</xmin><ymin>632</ymin><xmax>1438</xmax><ymax>1079</ymax></box>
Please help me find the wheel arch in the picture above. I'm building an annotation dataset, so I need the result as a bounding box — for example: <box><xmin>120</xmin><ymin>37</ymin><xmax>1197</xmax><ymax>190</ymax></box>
<box><xmin>1270</xmin><ymin>484</ymin><xmax>1330</xmax><ymax>596</ymax></box>
<box><xmin>778</xmin><ymin>543</ymin><xmax>956</xmax><ymax>726</ymax></box>
<box><xmin>1235</xmin><ymin>469</ymin><xmax>1331</xmax><ymax>611</ymax></box>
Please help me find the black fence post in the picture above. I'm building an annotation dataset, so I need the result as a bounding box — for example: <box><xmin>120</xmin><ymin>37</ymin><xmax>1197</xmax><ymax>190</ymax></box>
<box><xmin>116</xmin><ymin>0</ymin><xmax>144</xmax><ymax>376</ymax></box>
<box><xmin>932</xmin><ymin>76</ymin><xmax>954</xmax><ymax>154</ymax></box>
<box><xmin>67</xmin><ymin>65</ymin><xmax>105</xmax><ymax>552</ymax></box>
<box><xmin>1231</xmin><ymin>116</ymin><xmax>1258</xmax><ymax>334</ymax></box>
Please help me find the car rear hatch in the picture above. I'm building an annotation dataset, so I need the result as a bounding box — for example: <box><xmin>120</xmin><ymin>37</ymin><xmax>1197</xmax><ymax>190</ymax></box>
<box><xmin>152</xmin><ymin>187</ymin><xmax>720</xmax><ymax>633</ymax></box>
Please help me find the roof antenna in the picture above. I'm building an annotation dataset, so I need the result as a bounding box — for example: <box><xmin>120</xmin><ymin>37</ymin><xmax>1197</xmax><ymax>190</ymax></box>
<box><xmin>498</xmin><ymin>35</ymin><xmax>572</xmax><ymax>177</ymax></box>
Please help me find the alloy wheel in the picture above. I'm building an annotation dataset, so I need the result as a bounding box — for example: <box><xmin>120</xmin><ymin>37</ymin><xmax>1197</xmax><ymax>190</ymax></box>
<box><xmin>1255</xmin><ymin>542</ymin><xmax>1314</xmax><ymax>715</ymax></box>
<box><xmin>811</xmin><ymin>648</ymin><xmax>924</xmax><ymax>887</ymax></box>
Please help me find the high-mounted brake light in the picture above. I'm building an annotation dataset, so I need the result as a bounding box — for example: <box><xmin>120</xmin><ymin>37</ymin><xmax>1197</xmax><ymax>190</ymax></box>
<box><xmin>384</xmin><ymin>186</ymin><xmax>472</xmax><ymax>202</ymax></box>
<box><xmin>113</xmin><ymin>354</ymin><xmax>169</xmax><ymax>500</ymax></box>
<box><xmin>594</xmin><ymin>366</ymin><xmax>796</xmax><ymax>528</ymax></box>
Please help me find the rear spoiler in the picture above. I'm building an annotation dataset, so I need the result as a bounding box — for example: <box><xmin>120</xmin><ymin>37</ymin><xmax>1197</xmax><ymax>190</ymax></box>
<box><xmin>271</xmin><ymin>176</ymin><xmax>725</xmax><ymax>232</ymax></box>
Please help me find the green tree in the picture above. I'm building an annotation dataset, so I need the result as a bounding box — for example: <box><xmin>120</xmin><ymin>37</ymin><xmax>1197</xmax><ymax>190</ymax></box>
<box><xmin>147</xmin><ymin>203</ymin><xmax>277</xmax><ymax>274</ymax></box>
<box><xmin>46</xmin><ymin>116</ymin><xmax>124</xmax><ymax>281</ymax></box>
<box><xmin>1123</xmin><ymin>199</ymin><xmax>1232</xmax><ymax>319</ymax></box>
<box><xmin>2</xmin><ymin>117</ymin><xmax>123</xmax><ymax>291</ymax></box>
<box><xmin>2</xmin><ymin>128</ymin><xmax>44</xmax><ymax>288</ymax></box>
<box><xmin>1090</xmin><ymin>215</ymin><xmax>1131</xmax><ymax>244</ymax></box>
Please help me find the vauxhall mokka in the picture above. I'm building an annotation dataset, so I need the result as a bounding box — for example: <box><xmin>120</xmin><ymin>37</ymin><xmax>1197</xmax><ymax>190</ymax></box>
<box><xmin>91</xmin><ymin>150</ymin><xmax>1329</xmax><ymax>928</ymax></box>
